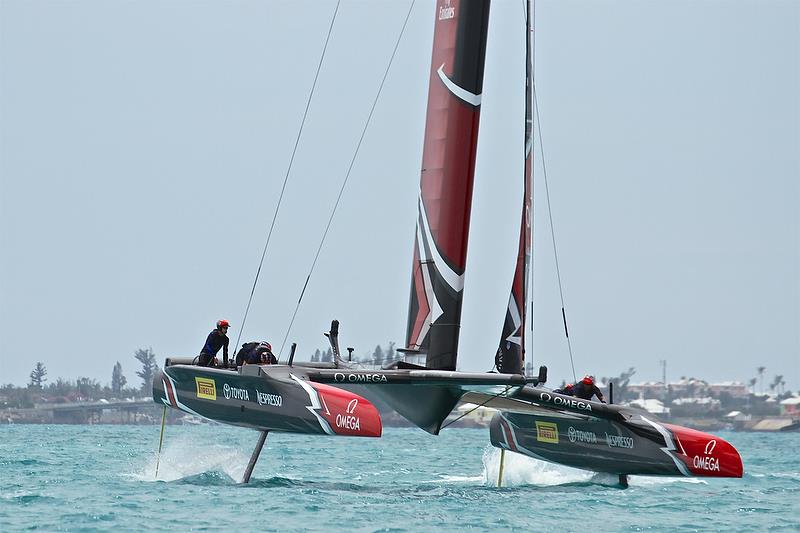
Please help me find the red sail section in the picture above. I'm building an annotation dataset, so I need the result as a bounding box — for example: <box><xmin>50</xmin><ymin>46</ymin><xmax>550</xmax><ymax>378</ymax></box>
<box><xmin>495</xmin><ymin>0</ymin><xmax>532</xmax><ymax>375</ymax></box>
<box><xmin>406</xmin><ymin>0</ymin><xmax>491</xmax><ymax>371</ymax></box>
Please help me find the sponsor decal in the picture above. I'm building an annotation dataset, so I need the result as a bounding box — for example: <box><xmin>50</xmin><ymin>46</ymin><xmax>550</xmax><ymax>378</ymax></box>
<box><xmin>605</xmin><ymin>432</ymin><xmax>635</xmax><ymax>449</ymax></box>
<box><xmin>705</xmin><ymin>439</ymin><xmax>717</xmax><ymax>454</ymax></box>
<box><xmin>539</xmin><ymin>392</ymin><xmax>593</xmax><ymax>412</ymax></box>
<box><xmin>222</xmin><ymin>383</ymin><xmax>250</xmax><ymax>402</ymax></box>
<box><xmin>256</xmin><ymin>390</ymin><xmax>282</xmax><ymax>407</ymax></box>
<box><xmin>336</xmin><ymin>413</ymin><xmax>361</xmax><ymax>431</ymax></box>
<box><xmin>438</xmin><ymin>0</ymin><xmax>455</xmax><ymax>20</ymax></box>
<box><xmin>335</xmin><ymin>398</ymin><xmax>360</xmax><ymax>430</ymax></box>
<box><xmin>693</xmin><ymin>439</ymin><xmax>720</xmax><ymax>472</ymax></box>
<box><xmin>333</xmin><ymin>372</ymin><xmax>388</xmax><ymax>383</ymax></box>
<box><xmin>568</xmin><ymin>426</ymin><xmax>598</xmax><ymax>444</ymax></box>
<box><xmin>535</xmin><ymin>421</ymin><xmax>559</xmax><ymax>444</ymax></box>
<box><xmin>346</xmin><ymin>398</ymin><xmax>358</xmax><ymax>414</ymax></box>
<box><xmin>195</xmin><ymin>377</ymin><xmax>216</xmax><ymax>400</ymax></box>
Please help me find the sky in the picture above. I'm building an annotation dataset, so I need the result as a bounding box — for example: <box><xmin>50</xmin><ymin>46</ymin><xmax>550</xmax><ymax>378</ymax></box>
<box><xmin>1</xmin><ymin>0</ymin><xmax>798</xmax><ymax>393</ymax></box>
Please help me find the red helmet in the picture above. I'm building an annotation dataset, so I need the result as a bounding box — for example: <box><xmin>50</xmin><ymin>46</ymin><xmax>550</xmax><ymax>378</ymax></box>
<box><xmin>260</xmin><ymin>341</ymin><xmax>272</xmax><ymax>352</ymax></box>
<box><xmin>582</xmin><ymin>375</ymin><xmax>594</xmax><ymax>385</ymax></box>
<box><xmin>217</xmin><ymin>319</ymin><xmax>231</xmax><ymax>329</ymax></box>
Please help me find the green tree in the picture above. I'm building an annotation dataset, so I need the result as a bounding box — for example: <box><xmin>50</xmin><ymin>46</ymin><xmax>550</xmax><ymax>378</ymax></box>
<box><xmin>76</xmin><ymin>377</ymin><xmax>101</xmax><ymax>398</ymax></box>
<box><xmin>321</xmin><ymin>348</ymin><xmax>333</xmax><ymax>363</ymax></box>
<box><xmin>311</xmin><ymin>349</ymin><xmax>321</xmax><ymax>362</ymax></box>
<box><xmin>603</xmin><ymin>367</ymin><xmax>636</xmax><ymax>402</ymax></box>
<box><xmin>48</xmin><ymin>377</ymin><xmax>74</xmax><ymax>396</ymax></box>
<box><xmin>757</xmin><ymin>366</ymin><xmax>766</xmax><ymax>394</ymax></box>
<box><xmin>134</xmin><ymin>347</ymin><xmax>160</xmax><ymax>393</ymax></box>
<box><xmin>372</xmin><ymin>345</ymin><xmax>385</xmax><ymax>368</ymax></box>
<box><xmin>29</xmin><ymin>362</ymin><xmax>47</xmax><ymax>389</ymax></box>
<box><xmin>385</xmin><ymin>342</ymin><xmax>396</xmax><ymax>364</ymax></box>
<box><xmin>111</xmin><ymin>361</ymin><xmax>127</xmax><ymax>394</ymax></box>
<box><xmin>770</xmin><ymin>374</ymin><xmax>782</xmax><ymax>396</ymax></box>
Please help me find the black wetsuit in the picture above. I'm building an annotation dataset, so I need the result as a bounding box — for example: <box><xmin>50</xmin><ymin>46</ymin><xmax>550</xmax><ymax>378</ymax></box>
<box><xmin>199</xmin><ymin>329</ymin><xmax>229</xmax><ymax>366</ymax></box>
<box><xmin>235</xmin><ymin>342</ymin><xmax>276</xmax><ymax>366</ymax></box>
<box><xmin>554</xmin><ymin>384</ymin><xmax>575</xmax><ymax>396</ymax></box>
<box><xmin>572</xmin><ymin>381</ymin><xmax>605</xmax><ymax>402</ymax></box>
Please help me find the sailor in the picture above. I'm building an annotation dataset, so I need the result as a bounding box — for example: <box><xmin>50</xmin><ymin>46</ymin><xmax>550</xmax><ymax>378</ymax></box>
<box><xmin>572</xmin><ymin>375</ymin><xmax>605</xmax><ymax>403</ymax></box>
<box><xmin>554</xmin><ymin>383</ymin><xmax>575</xmax><ymax>396</ymax></box>
<box><xmin>235</xmin><ymin>341</ymin><xmax>276</xmax><ymax>366</ymax></box>
<box><xmin>259</xmin><ymin>342</ymin><xmax>277</xmax><ymax>365</ymax></box>
<box><xmin>198</xmin><ymin>319</ymin><xmax>231</xmax><ymax>367</ymax></box>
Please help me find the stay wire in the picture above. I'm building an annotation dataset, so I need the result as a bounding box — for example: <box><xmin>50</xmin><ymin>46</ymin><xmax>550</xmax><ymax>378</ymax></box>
<box><xmin>440</xmin><ymin>386</ymin><xmax>513</xmax><ymax>431</ymax></box>
<box><xmin>234</xmin><ymin>1</ymin><xmax>342</xmax><ymax>352</ymax></box>
<box><xmin>533</xmin><ymin>85</ymin><xmax>577</xmax><ymax>384</ymax></box>
<box><xmin>277</xmin><ymin>0</ymin><xmax>417</xmax><ymax>358</ymax></box>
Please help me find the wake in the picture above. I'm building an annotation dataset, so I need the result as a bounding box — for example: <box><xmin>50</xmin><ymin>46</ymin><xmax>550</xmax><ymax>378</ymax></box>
<box><xmin>129</xmin><ymin>435</ymin><xmax>252</xmax><ymax>483</ymax></box>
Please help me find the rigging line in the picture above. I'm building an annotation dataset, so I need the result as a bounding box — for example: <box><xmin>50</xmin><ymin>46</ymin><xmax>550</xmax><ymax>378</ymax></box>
<box><xmin>277</xmin><ymin>0</ymin><xmax>417</xmax><ymax>358</ymax></box>
<box><xmin>533</xmin><ymin>84</ymin><xmax>577</xmax><ymax>384</ymax></box>
<box><xmin>440</xmin><ymin>386</ymin><xmax>513</xmax><ymax>431</ymax></box>
<box><xmin>234</xmin><ymin>0</ymin><xmax>342</xmax><ymax>352</ymax></box>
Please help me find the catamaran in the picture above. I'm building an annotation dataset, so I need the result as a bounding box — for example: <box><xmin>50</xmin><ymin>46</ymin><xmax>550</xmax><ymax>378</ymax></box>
<box><xmin>153</xmin><ymin>0</ymin><xmax>742</xmax><ymax>485</ymax></box>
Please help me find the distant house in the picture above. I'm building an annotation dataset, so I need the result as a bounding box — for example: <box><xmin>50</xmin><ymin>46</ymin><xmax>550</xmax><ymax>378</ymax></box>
<box><xmin>780</xmin><ymin>396</ymin><xmax>800</xmax><ymax>417</ymax></box>
<box><xmin>627</xmin><ymin>380</ymin><xmax>749</xmax><ymax>400</ymax></box>
<box><xmin>627</xmin><ymin>398</ymin><xmax>670</xmax><ymax>416</ymax></box>
<box><xmin>672</xmin><ymin>396</ymin><xmax>721</xmax><ymax>409</ymax></box>
<box><xmin>707</xmin><ymin>382</ymin><xmax>749</xmax><ymax>399</ymax></box>
<box><xmin>627</xmin><ymin>381</ymin><xmax>668</xmax><ymax>399</ymax></box>
<box><xmin>724</xmin><ymin>410</ymin><xmax>749</xmax><ymax>422</ymax></box>
<box><xmin>453</xmin><ymin>403</ymin><xmax>496</xmax><ymax>426</ymax></box>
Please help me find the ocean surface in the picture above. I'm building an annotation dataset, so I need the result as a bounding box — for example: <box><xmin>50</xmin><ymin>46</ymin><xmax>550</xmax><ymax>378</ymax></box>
<box><xmin>0</xmin><ymin>425</ymin><xmax>797</xmax><ymax>532</ymax></box>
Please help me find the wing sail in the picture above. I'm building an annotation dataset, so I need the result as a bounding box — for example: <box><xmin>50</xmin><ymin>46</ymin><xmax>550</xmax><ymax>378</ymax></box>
<box><xmin>495</xmin><ymin>0</ymin><xmax>533</xmax><ymax>375</ymax></box>
<box><xmin>405</xmin><ymin>0</ymin><xmax>492</xmax><ymax>371</ymax></box>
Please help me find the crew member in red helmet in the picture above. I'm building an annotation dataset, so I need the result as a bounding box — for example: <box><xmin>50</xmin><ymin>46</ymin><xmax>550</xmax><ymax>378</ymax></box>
<box><xmin>572</xmin><ymin>375</ymin><xmax>605</xmax><ymax>403</ymax></box>
<box><xmin>554</xmin><ymin>382</ymin><xmax>575</xmax><ymax>396</ymax></box>
<box><xmin>198</xmin><ymin>320</ymin><xmax>231</xmax><ymax>367</ymax></box>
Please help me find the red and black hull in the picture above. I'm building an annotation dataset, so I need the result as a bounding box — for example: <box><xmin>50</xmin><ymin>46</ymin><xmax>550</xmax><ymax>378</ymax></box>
<box><xmin>488</xmin><ymin>389</ymin><xmax>743</xmax><ymax>478</ymax></box>
<box><xmin>153</xmin><ymin>363</ymin><xmax>381</xmax><ymax>438</ymax></box>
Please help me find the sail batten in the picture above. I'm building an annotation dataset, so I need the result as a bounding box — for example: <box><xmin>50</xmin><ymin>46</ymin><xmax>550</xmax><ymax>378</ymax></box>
<box><xmin>405</xmin><ymin>0</ymin><xmax>491</xmax><ymax>370</ymax></box>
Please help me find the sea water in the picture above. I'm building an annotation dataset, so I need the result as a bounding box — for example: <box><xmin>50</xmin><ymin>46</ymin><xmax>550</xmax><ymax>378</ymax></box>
<box><xmin>0</xmin><ymin>425</ymin><xmax>797</xmax><ymax>532</ymax></box>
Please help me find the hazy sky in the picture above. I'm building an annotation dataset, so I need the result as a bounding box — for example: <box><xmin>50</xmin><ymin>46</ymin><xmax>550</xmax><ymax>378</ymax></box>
<box><xmin>1</xmin><ymin>0</ymin><xmax>798</xmax><ymax>392</ymax></box>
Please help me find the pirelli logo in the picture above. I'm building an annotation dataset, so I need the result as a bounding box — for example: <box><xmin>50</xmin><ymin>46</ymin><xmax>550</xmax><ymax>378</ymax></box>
<box><xmin>535</xmin><ymin>421</ymin><xmax>559</xmax><ymax>444</ymax></box>
<box><xmin>195</xmin><ymin>377</ymin><xmax>217</xmax><ymax>400</ymax></box>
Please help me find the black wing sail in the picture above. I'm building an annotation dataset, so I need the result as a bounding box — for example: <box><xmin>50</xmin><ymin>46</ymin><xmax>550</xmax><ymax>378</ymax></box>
<box><xmin>495</xmin><ymin>0</ymin><xmax>533</xmax><ymax>375</ymax></box>
<box><xmin>405</xmin><ymin>0</ymin><xmax>491</xmax><ymax>371</ymax></box>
